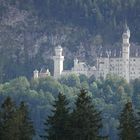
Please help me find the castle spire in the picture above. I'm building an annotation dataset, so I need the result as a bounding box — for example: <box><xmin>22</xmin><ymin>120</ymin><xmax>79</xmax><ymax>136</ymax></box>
<box><xmin>123</xmin><ymin>21</ymin><xmax>130</xmax><ymax>38</ymax></box>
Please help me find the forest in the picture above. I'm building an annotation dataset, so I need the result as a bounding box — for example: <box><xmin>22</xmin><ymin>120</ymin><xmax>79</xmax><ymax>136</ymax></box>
<box><xmin>0</xmin><ymin>0</ymin><xmax>140</xmax><ymax>82</ymax></box>
<box><xmin>0</xmin><ymin>74</ymin><xmax>140</xmax><ymax>140</ymax></box>
<box><xmin>1</xmin><ymin>0</ymin><xmax>140</xmax><ymax>139</ymax></box>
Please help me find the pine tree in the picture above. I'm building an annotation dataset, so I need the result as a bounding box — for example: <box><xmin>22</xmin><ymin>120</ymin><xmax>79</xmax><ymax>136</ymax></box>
<box><xmin>42</xmin><ymin>93</ymin><xmax>70</xmax><ymax>140</ymax></box>
<box><xmin>70</xmin><ymin>89</ymin><xmax>102</xmax><ymax>140</ymax></box>
<box><xmin>17</xmin><ymin>101</ymin><xmax>35</xmax><ymax>140</ymax></box>
<box><xmin>0</xmin><ymin>97</ymin><xmax>35</xmax><ymax>140</ymax></box>
<box><xmin>118</xmin><ymin>102</ymin><xmax>140</xmax><ymax>140</ymax></box>
<box><xmin>0</xmin><ymin>97</ymin><xmax>16</xmax><ymax>140</ymax></box>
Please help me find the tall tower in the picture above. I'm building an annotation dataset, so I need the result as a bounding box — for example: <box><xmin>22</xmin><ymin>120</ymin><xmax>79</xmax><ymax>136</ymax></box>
<box><xmin>33</xmin><ymin>69</ymin><xmax>39</xmax><ymax>79</ymax></box>
<box><xmin>74</xmin><ymin>58</ymin><xmax>78</xmax><ymax>68</ymax></box>
<box><xmin>122</xmin><ymin>23</ymin><xmax>130</xmax><ymax>82</ymax></box>
<box><xmin>53</xmin><ymin>45</ymin><xmax>64</xmax><ymax>79</ymax></box>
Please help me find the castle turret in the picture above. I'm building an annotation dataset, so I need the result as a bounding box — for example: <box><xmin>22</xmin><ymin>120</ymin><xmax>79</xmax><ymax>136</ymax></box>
<box><xmin>33</xmin><ymin>69</ymin><xmax>39</xmax><ymax>79</ymax></box>
<box><xmin>74</xmin><ymin>58</ymin><xmax>78</xmax><ymax>67</ymax></box>
<box><xmin>122</xmin><ymin>23</ymin><xmax>130</xmax><ymax>60</ymax></box>
<box><xmin>122</xmin><ymin>23</ymin><xmax>130</xmax><ymax>82</ymax></box>
<box><xmin>53</xmin><ymin>45</ymin><xmax>64</xmax><ymax>79</ymax></box>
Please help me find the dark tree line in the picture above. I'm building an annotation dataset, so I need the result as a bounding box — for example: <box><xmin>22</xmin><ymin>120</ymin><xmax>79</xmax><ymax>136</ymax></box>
<box><xmin>42</xmin><ymin>89</ymin><xmax>104</xmax><ymax>140</ymax></box>
<box><xmin>42</xmin><ymin>89</ymin><xmax>140</xmax><ymax>140</ymax></box>
<box><xmin>0</xmin><ymin>90</ymin><xmax>140</xmax><ymax>140</ymax></box>
<box><xmin>0</xmin><ymin>97</ymin><xmax>35</xmax><ymax>140</ymax></box>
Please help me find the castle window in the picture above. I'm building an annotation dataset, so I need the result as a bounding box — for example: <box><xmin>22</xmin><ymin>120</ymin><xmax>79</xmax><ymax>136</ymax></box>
<box><xmin>133</xmin><ymin>59</ymin><xmax>135</xmax><ymax>61</ymax></box>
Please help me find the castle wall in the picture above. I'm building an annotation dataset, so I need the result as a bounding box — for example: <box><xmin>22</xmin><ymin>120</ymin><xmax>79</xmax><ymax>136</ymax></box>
<box><xmin>109</xmin><ymin>58</ymin><xmax>123</xmax><ymax>77</ymax></box>
<box><xmin>96</xmin><ymin>58</ymin><xmax>110</xmax><ymax>79</ymax></box>
<box><xmin>129</xmin><ymin>57</ymin><xmax>140</xmax><ymax>80</ymax></box>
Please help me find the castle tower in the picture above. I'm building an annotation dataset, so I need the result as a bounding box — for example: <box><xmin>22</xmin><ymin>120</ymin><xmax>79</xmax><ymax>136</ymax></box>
<box><xmin>53</xmin><ymin>45</ymin><xmax>64</xmax><ymax>79</ymax></box>
<box><xmin>122</xmin><ymin>23</ymin><xmax>130</xmax><ymax>82</ymax></box>
<box><xmin>33</xmin><ymin>69</ymin><xmax>39</xmax><ymax>79</ymax></box>
<box><xmin>74</xmin><ymin>58</ymin><xmax>78</xmax><ymax>67</ymax></box>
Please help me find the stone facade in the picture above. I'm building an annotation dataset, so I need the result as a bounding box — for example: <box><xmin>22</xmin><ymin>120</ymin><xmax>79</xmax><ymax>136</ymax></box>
<box><xmin>96</xmin><ymin>25</ymin><xmax>140</xmax><ymax>82</ymax></box>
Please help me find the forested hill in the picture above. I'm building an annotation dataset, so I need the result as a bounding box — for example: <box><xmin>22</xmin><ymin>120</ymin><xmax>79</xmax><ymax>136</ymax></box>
<box><xmin>0</xmin><ymin>0</ymin><xmax>140</xmax><ymax>82</ymax></box>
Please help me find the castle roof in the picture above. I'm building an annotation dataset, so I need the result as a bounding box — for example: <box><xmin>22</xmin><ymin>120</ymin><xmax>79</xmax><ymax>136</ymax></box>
<box><xmin>40</xmin><ymin>67</ymin><xmax>47</xmax><ymax>73</ymax></box>
<box><xmin>55</xmin><ymin>45</ymin><xmax>62</xmax><ymax>49</ymax></box>
<box><xmin>34</xmin><ymin>69</ymin><xmax>39</xmax><ymax>72</ymax></box>
<box><xmin>97</xmin><ymin>43</ymin><xmax>140</xmax><ymax>58</ymax></box>
<box><xmin>124</xmin><ymin>23</ymin><xmax>130</xmax><ymax>33</ymax></box>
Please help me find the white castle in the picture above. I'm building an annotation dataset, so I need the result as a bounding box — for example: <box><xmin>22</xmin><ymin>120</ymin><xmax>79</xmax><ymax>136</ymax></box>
<box><xmin>34</xmin><ymin>24</ymin><xmax>140</xmax><ymax>82</ymax></box>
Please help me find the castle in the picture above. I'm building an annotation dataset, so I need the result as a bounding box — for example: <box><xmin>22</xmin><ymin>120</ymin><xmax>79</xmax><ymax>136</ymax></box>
<box><xmin>33</xmin><ymin>24</ymin><xmax>140</xmax><ymax>82</ymax></box>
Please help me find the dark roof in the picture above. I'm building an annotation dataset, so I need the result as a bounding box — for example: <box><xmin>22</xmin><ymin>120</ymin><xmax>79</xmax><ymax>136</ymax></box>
<box><xmin>97</xmin><ymin>43</ymin><xmax>140</xmax><ymax>58</ymax></box>
<box><xmin>40</xmin><ymin>67</ymin><xmax>47</xmax><ymax>73</ymax></box>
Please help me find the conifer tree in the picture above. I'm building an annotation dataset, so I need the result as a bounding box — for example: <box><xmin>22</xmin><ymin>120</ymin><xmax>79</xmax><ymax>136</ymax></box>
<box><xmin>17</xmin><ymin>101</ymin><xmax>35</xmax><ymax>140</ymax></box>
<box><xmin>118</xmin><ymin>102</ymin><xmax>140</xmax><ymax>140</ymax></box>
<box><xmin>0</xmin><ymin>97</ymin><xmax>35</xmax><ymax>140</ymax></box>
<box><xmin>0</xmin><ymin>97</ymin><xmax>17</xmax><ymax>140</ymax></box>
<box><xmin>42</xmin><ymin>93</ymin><xmax>70</xmax><ymax>140</ymax></box>
<box><xmin>70</xmin><ymin>89</ymin><xmax>102</xmax><ymax>140</ymax></box>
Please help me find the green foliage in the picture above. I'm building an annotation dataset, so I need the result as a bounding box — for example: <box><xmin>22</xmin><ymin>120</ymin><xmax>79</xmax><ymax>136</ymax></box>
<box><xmin>0</xmin><ymin>74</ymin><xmax>139</xmax><ymax>139</ymax></box>
<box><xmin>17</xmin><ymin>101</ymin><xmax>35</xmax><ymax>140</ymax></box>
<box><xmin>0</xmin><ymin>97</ymin><xmax>35</xmax><ymax>140</ymax></box>
<box><xmin>118</xmin><ymin>102</ymin><xmax>140</xmax><ymax>140</ymax></box>
<box><xmin>34</xmin><ymin>77</ymin><xmax>63</xmax><ymax>95</ymax></box>
<box><xmin>59</xmin><ymin>74</ymin><xmax>80</xmax><ymax>88</ymax></box>
<box><xmin>81</xmin><ymin>81</ymin><xmax>89</xmax><ymax>90</ymax></box>
<box><xmin>79</xmin><ymin>74</ymin><xmax>88</xmax><ymax>83</ymax></box>
<box><xmin>42</xmin><ymin>93</ymin><xmax>70</xmax><ymax>140</ymax></box>
<box><xmin>131</xmin><ymin>79</ymin><xmax>140</xmax><ymax>108</ymax></box>
<box><xmin>70</xmin><ymin>89</ymin><xmax>103</xmax><ymax>140</ymax></box>
<box><xmin>0</xmin><ymin>97</ymin><xmax>16</xmax><ymax>140</ymax></box>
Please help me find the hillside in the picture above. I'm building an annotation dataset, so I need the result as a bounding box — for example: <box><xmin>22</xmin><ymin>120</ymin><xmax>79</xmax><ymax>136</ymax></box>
<box><xmin>0</xmin><ymin>0</ymin><xmax>140</xmax><ymax>82</ymax></box>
